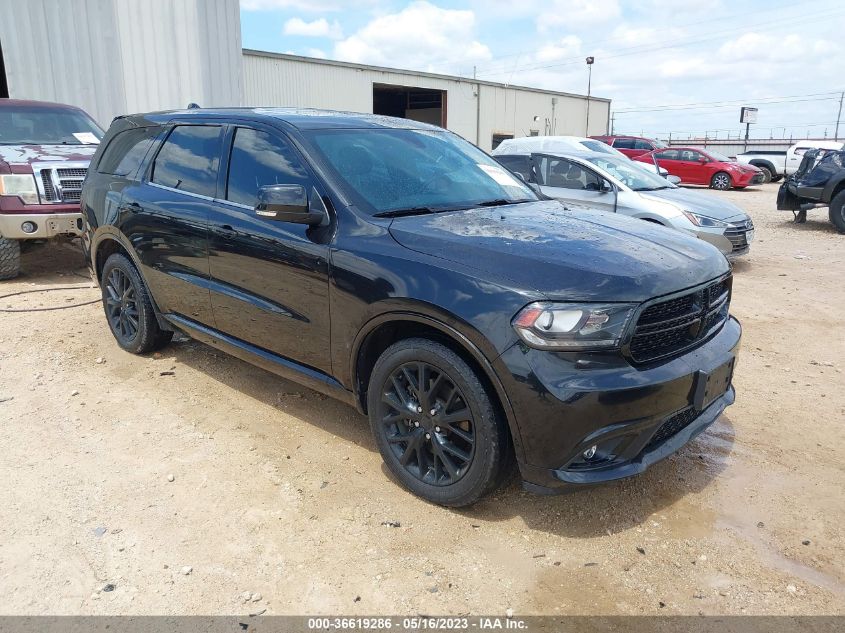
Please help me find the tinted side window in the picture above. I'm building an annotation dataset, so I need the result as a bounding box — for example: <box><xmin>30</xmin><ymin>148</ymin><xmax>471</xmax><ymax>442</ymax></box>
<box><xmin>97</xmin><ymin>126</ymin><xmax>159</xmax><ymax>176</ymax></box>
<box><xmin>613</xmin><ymin>138</ymin><xmax>634</xmax><ymax>149</ymax></box>
<box><xmin>655</xmin><ymin>149</ymin><xmax>679</xmax><ymax>160</ymax></box>
<box><xmin>225</xmin><ymin>128</ymin><xmax>310</xmax><ymax>207</ymax></box>
<box><xmin>151</xmin><ymin>125</ymin><xmax>222</xmax><ymax>197</ymax></box>
<box><xmin>633</xmin><ymin>139</ymin><xmax>653</xmax><ymax>150</ymax></box>
<box><xmin>495</xmin><ymin>155</ymin><xmax>533</xmax><ymax>182</ymax></box>
<box><xmin>680</xmin><ymin>150</ymin><xmax>703</xmax><ymax>162</ymax></box>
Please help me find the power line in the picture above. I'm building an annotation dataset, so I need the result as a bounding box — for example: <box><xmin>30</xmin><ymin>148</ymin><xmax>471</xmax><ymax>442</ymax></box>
<box><xmin>614</xmin><ymin>93</ymin><xmax>844</xmax><ymax>114</ymax></box>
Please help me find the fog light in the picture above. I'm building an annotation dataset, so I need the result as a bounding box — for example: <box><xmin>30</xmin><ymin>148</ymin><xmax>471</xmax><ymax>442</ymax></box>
<box><xmin>583</xmin><ymin>445</ymin><xmax>597</xmax><ymax>460</ymax></box>
<box><xmin>21</xmin><ymin>221</ymin><xmax>37</xmax><ymax>234</ymax></box>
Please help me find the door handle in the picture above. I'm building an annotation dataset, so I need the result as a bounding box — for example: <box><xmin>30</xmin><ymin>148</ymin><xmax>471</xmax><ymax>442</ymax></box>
<box><xmin>217</xmin><ymin>224</ymin><xmax>237</xmax><ymax>238</ymax></box>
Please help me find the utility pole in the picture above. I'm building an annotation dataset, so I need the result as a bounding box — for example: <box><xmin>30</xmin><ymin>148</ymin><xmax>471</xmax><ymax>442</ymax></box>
<box><xmin>473</xmin><ymin>65</ymin><xmax>479</xmax><ymax>143</ymax></box>
<box><xmin>585</xmin><ymin>56</ymin><xmax>594</xmax><ymax>136</ymax></box>
<box><xmin>835</xmin><ymin>91</ymin><xmax>844</xmax><ymax>141</ymax></box>
<box><xmin>610</xmin><ymin>113</ymin><xmax>615</xmax><ymax>135</ymax></box>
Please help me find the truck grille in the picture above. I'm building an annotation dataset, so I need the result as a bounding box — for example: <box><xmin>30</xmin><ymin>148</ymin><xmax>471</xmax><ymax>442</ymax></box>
<box><xmin>629</xmin><ymin>277</ymin><xmax>731</xmax><ymax>364</ymax></box>
<box><xmin>724</xmin><ymin>219</ymin><xmax>754</xmax><ymax>254</ymax></box>
<box><xmin>32</xmin><ymin>162</ymin><xmax>89</xmax><ymax>204</ymax></box>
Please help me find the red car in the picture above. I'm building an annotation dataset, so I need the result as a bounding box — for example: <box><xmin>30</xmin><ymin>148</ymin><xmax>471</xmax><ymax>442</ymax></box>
<box><xmin>634</xmin><ymin>146</ymin><xmax>764</xmax><ymax>190</ymax></box>
<box><xmin>590</xmin><ymin>135</ymin><xmax>667</xmax><ymax>159</ymax></box>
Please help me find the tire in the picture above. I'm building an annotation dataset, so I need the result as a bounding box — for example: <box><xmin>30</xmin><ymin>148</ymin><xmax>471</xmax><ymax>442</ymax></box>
<box><xmin>0</xmin><ymin>235</ymin><xmax>21</xmax><ymax>280</ymax></box>
<box><xmin>829</xmin><ymin>190</ymin><xmax>845</xmax><ymax>234</ymax></box>
<box><xmin>757</xmin><ymin>166</ymin><xmax>773</xmax><ymax>184</ymax></box>
<box><xmin>367</xmin><ymin>338</ymin><xmax>512</xmax><ymax>507</ymax></box>
<box><xmin>771</xmin><ymin>175</ymin><xmax>783</xmax><ymax>183</ymax></box>
<box><xmin>100</xmin><ymin>253</ymin><xmax>173</xmax><ymax>354</ymax></box>
<box><xmin>710</xmin><ymin>172</ymin><xmax>732</xmax><ymax>190</ymax></box>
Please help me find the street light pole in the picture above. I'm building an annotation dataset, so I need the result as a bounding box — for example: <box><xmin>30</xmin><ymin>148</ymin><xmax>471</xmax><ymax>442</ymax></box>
<box><xmin>585</xmin><ymin>56</ymin><xmax>594</xmax><ymax>136</ymax></box>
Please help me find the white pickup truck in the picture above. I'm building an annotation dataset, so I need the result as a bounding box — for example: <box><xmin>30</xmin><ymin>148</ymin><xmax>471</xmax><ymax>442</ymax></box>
<box><xmin>738</xmin><ymin>141</ymin><xmax>845</xmax><ymax>182</ymax></box>
<box><xmin>735</xmin><ymin>150</ymin><xmax>787</xmax><ymax>183</ymax></box>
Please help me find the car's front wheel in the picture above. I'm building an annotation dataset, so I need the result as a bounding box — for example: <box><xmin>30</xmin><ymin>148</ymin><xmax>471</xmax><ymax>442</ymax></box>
<box><xmin>710</xmin><ymin>172</ymin><xmax>733</xmax><ymax>190</ymax></box>
<box><xmin>101</xmin><ymin>253</ymin><xmax>173</xmax><ymax>354</ymax></box>
<box><xmin>757</xmin><ymin>166</ymin><xmax>773</xmax><ymax>183</ymax></box>
<box><xmin>0</xmin><ymin>236</ymin><xmax>21</xmax><ymax>280</ymax></box>
<box><xmin>367</xmin><ymin>338</ymin><xmax>512</xmax><ymax>506</ymax></box>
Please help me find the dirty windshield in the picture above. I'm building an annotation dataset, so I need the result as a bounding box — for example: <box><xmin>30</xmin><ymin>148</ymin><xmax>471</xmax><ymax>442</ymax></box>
<box><xmin>0</xmin><ymin>105</ymin><xmax>104</xmax><ymax>146</ymax></box>
<box><xmin>305</xmin><ymin>128</ymin><xmax>538</xmax><ymax>215</ymax></box>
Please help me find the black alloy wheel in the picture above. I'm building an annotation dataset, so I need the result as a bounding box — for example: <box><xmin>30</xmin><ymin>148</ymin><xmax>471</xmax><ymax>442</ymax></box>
<box><xmin>379</xmin><ymin>361</ymin><xmax>475</xmax><ymax>486</ymax></box>
<box><xmin>105</xmin><ymin>267</ymin><xmax>140</xmax><ymax>341</ymax></box>
<box><xmin>100</xmin><ymin>253</ymin><xmax>173</xmax><ymax>354</ymax></box>
<box><xmin>368</xmin><ymin>338</ymin><xmax>513</xmax><ymax>506</ymax></box>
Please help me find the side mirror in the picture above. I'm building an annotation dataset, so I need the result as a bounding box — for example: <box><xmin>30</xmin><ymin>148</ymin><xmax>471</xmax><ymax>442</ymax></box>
<box><xmin>600</xmin><ymin>179</ymin><xmax>614</xmax><ymax>193</ymax></box>
<box><xmin>698</xmin><ymin>157</ymin><xmax>708</xmax><ymax>164</ymax></box>
<box><xmin>255</xmin><ymin>185</ymin><xmax>327</xmax><ymax>226</ymax></box>
<box><xmin>667</xmin><ymin>175</ymin><xmax>682</xmax><ymax>185</ymax></box>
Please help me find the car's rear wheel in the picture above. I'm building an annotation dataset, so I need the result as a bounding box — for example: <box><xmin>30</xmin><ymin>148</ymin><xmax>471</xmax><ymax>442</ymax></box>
<box><xmin>710</xmin><ymin>172</ymin><xmax>732</xmax><ymax>190</ymax></box>
<box><xmin>101</xmin><ymin>253</ymin><xmax>173</xmax><ymax>354</ymax></box>
<box><xmin>367</xmin><ymin>338</ymin><xmax>512</xmax><ymax>506</ymax></box>
<box><xmin>829</xmin><ymin>190</ymin><xmax>845</xmax><ymax>234</ymax></box>
<box><xmin>0</xmin><ymin>236</ymin><xmax>21</xmax><ymax>280</ymax></box>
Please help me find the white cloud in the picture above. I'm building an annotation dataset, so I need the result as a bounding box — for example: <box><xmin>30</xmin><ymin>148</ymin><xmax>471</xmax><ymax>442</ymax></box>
<box><xmin>536</xmin><ymin>0</ymin><xmax>620</xmax><ymax>32</ymax></box>
<box><xmin>283</xmin><ymin>17</ymin><xmax>343</xmax><ymax>39</ymax></box>
<box><xmin>535</xmin><ymin>35</ymin><xmax>582</xmax><ymax>63</ymax></box>
<box><xmin>333</xmin><ymin>1</ymin><xmax>491</xmax><ymax>71</ymax></box>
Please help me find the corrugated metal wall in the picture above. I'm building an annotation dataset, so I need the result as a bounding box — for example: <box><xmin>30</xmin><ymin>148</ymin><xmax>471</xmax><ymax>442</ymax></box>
<box><xmin>243</xmin><ymin>51</ymin><xmax>610</xmax><ymax>151</ymax></box>
<box><xmin>0</xmin><ymin>0</ymin><xmax>242</xmax><ymax>126</ymax></box>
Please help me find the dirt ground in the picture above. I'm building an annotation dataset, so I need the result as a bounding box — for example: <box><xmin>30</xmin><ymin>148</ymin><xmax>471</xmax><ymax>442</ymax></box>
<box><xmin>0</xmin><ymin>182</ymin><xmax>843</xmax><ymax>616</ymax></box>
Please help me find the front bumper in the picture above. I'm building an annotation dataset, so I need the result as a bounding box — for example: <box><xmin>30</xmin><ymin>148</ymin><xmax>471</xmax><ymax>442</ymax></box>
<box><xmin>496</xmin><ymin>316</ymin><xmax>741</xmax><ymax>492</ymax></box>
<box><xmin>0</xmin><ymin>211</ymin><xmax>83</xmax><ymax>239</ymax></box>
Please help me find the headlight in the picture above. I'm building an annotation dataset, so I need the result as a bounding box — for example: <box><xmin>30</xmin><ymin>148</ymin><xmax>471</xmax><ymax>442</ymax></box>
<box><xmin>0</xmin><ymin>174</ymin><xmax>39</xmax><ymax>205</ymax></box>
<box><xmin>683</xmin><ymin>211</ymin><xmax>727</xmax><ymax>228</ymax></box>
<box><xmin>513</xmin><ymin>302</ymin><xmax>636</xmax><ymax>350</ymax></box>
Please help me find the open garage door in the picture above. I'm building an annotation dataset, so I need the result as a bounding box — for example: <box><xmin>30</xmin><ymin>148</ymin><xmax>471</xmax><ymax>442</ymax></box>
<box><xmin>373</xmin><ymin>83</ymin><xmax>445</xmax><ymax>127</ymax></box>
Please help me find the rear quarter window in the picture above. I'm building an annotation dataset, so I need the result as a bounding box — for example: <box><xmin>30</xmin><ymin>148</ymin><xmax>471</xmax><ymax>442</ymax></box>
<box><xmin>151</xmin><ymin>125</ymin><xmax>223</xmax><ymax>197</ymax></box>
<box><xmin>97</xmin><ymin>126</ymin><xmax>160</xmax><ymax>176</ymax></box>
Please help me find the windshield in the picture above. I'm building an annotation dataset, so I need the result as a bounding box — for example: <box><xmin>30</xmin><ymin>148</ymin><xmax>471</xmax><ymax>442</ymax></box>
<box><xmin>698</xmin><ymin>148</ymin><xmax>733</xmax><ymax>162</ymax></box>
<box><xmin>584</xmin><ymin>155</ymin><xmax>677</xmax><ymax>191</ymax></box>
<box><xmin>0</xmin><ymin>105</ymin><xmax>104</xmax><ymax>145</ymax></box>
<box><xmin>653</xmin><ymin>139</ymin><xmax>668</xmax><ymax>149</ymax></box>
<box><xmin>304</xmin><ymin>128</ymin><xmax>538</xmax><ymax>215</ymax></box>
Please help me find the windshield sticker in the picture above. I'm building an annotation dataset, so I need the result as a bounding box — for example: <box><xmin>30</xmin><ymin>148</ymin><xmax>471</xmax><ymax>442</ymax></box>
<box><xmin>72</xmin><ymin>132</ymin><xmax>100</xmax><ymax>144</ymax></box>
<box><xmin>478</xmin><ymin>163</ymin><xmax>520</xmax><ymax>186</ymax></box>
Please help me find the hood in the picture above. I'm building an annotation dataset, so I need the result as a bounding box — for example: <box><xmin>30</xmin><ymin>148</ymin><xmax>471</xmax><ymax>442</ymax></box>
<box><xmin>0</xmin><ymin>144</ymin><xmax>97</xmax><ymax>167</ymax></box>
<box><xmin>641</xmin><ymin>188</ymin><xmax>750</xmax><ymax>222</ymax></box>
<box><xmin>388</xmin><ymin>200</ymin><xmax>729</xmax><ymax>303</ymax></box>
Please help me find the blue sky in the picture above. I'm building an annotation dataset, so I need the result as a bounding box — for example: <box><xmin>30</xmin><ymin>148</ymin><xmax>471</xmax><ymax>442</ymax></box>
<box><xmin>240</xmin><ymin>0</ymin><xmax>845</xmax><ymax>140</ymax></box>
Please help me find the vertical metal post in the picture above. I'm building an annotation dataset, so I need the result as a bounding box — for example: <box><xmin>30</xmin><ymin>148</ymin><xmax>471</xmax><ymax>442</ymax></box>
<box><xmin>474</xmin><ymin>65</ymin><xmax>481</xmax><ymax>147</ymax></box>
<box><xmin>744</xmin><ymin>122</ymin><xmax>750</xmax><ymax>152</ymax></box>
<box><xmin>835</xmin><ymin>91</ymin><xmax>844</xmax><ymax>141</ymax></box>
<box><xmin>585</xmin><ymin>57</ymin><xmax>594</xmax><ymax>136</ymax></box>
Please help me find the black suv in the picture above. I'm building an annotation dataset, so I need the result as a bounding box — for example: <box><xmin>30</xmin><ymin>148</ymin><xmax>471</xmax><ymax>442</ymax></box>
<box><xmin>81</xmin><ymin>108</ymin><xmax>741</xmax><ymax>506</ymax></box>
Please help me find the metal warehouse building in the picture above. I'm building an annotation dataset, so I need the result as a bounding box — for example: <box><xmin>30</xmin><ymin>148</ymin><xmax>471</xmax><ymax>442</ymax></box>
<box><xmin>0</xmin><ymin>0</ymin><xmax>610</xmax><ymax>151</ymax></box>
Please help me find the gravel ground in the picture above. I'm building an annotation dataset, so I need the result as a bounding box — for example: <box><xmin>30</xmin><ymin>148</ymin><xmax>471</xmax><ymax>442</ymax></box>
<box><xmin>0</xmin><ymin>182</ymin><xmax>843</xmax><ymax>615</ymax></box>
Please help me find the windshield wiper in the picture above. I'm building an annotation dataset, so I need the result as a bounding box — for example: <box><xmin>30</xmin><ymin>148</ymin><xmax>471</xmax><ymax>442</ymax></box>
<box><xmin>634</xmin><ymin>186</ymin><xmax>671</xmax><ymax>191</ymax></box>
<box><xmin>475</xmin><ymin>198</ymin><xmax>533</xmax><ymax>207</ymax></box>
<box><xmin>373</xmin><ymin>206</ymin><xmax>454</xmax><ymax>218</ymax></box>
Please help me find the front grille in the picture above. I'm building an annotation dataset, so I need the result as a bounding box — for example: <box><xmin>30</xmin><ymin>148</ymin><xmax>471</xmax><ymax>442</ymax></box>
<box><xmin>645</xmin><ymin>407</ymin><xmax>699</xmax><ymax>451</ymax></box>
<box><xmin>724</xmin><ymin>219</ymin><xmax>754</xmax><ymax>253</ymax></box>
<box><xmin>629</xmin><ymin>277</ymin><xmax>730</xmax><ymax>364</ymax></box>
<box><xmin>35</xmin><ymin>165</ymin><xmax>88</xmax><ymax>203</ymax></box>
<box><xmin>41</xmin><ymin>171</ymin><xmax>57</xmax><ymax>200</ymax></box>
